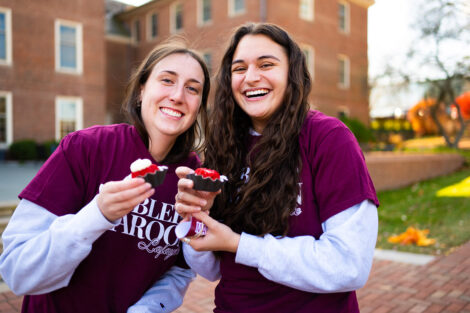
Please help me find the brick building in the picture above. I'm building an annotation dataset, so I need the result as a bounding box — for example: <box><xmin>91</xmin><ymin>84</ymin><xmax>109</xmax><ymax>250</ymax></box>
<box><xmin>0</xmin><ymin>0</ymin><xmax>373</xmax><ymax>153</ymax></box>
<box><xmin>0</xmin><ymin>0</ymin><xmax>107</xmax><ymax>151</ymax></box>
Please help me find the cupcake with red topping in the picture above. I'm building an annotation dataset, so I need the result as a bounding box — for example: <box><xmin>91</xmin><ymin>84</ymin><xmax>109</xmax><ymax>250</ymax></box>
<box><xmin>187</xmin><ymin>168</ymin><xmax>228</xmax><ymax>192</ymax></box>
<box><xmin>130</xmin><ymin>158</ymin><xmax>168</xmax><ymax>187</ymax></box>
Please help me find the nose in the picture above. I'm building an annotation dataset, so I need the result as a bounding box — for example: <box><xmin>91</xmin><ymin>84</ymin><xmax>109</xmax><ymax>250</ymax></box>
<box><xmin>170</xmin><ymin>84</ymin><xmax>184</xmax><ymax>104</ymax></box>
<box><xmin>245</xmin><ymin>65</ymin><xmax>260</xmax><ymax>84</ymax></box>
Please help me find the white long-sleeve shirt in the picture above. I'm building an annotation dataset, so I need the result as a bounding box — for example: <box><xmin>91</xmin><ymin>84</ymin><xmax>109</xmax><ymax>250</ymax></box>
<box><xmin>183</xmin><ymin>199</ymin><xmax>378</xmax><ymax>293</ymax></box>
<box><xmin>0</xmin><ymin>198</ymin><xmax>195</xmax><ymax>313</ymax></box>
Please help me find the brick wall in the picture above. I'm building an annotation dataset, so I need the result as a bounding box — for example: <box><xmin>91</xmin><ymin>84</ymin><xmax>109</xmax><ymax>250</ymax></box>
<box><xmin>365</xmin><ymin>152</ymin><xmax>465</xmax><ymax>191</ymax></box>
<box><xmin>0</xmin><ymin>0</ymin><xmax>106</xmax><ymax>143</ymax></box>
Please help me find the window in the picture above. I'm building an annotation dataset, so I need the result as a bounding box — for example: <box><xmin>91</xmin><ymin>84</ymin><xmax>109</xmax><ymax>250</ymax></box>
<box><xmin>133</xmin><ymin>19</ymin><xmax>141</xmax><ymax>43</ymax></box>
<box><xmin>299</xmin><ymin>0</ymin><xmax>314</xmax><ymax>21</ymax></box>
<box><xmin>301</xmin><ymin>45</ymin><xmax>315</xmax><ymax>81</ymax></box>
<box><xmin>170</xmin><ymin>2</ymin><xmax>183</xmax><ymax>33</ymax></box>
<box><xmin>55</xmin><ymin>20</ymin><xmax>83</xmax><ymax>74</ymax></box>
<box><xmin>338</xmin><ymin>54</ymin><xmax>350</xmax><ymax>89</ymax></box>
<box><xmin>0</xmin><ymin>7</ymin><xmax>12</xmax><ymax>65</ymax></box>
<box><xmin>198</xmin><ymin>0</ymin><xmax>212</xmax><ymax>26</ymax></box>
<box><xmin>147</xmin><ymin>13</ymin><xmax>158</xmax><ymax>40</ymax></box>
<box><xmin>0</xmin><ymin>91</ymin><xmax>12</xmax><ymax>147</ymax></box>
<box><xmin>228</xmin><ymin>0</ymin><xmax>245</xmax><ymax>17</ymax></box>
<box><xmin>55</xmin><ymin>97</ymin><xmax>83</xmax><ymax>140</ymax></box>
<box><xmin>203</xmin><ymin>52</ymin><xmax>212</xmax><ymax>74</ymax></box>
<box><xmin>338</xmin><ymin>1</ymin><xmax>350</xmax><ymax>34</ymax></box>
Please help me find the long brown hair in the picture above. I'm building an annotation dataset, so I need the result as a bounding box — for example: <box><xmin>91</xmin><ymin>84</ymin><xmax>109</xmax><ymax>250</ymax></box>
<box><xmin>205</xmin><ymin>23</ymin><xmax>311</xmax><ymax>236</ymax></box>
<box><xmin>122</xmin><ymin>40</ymin><xmax>210</xmax><ymax>164</ymax></box>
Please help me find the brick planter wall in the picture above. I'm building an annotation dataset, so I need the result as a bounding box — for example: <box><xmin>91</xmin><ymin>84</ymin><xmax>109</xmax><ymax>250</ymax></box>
<box><xmin>365</xmin><ymin>152</ymin><xmax>465</xmax><ymax>191</ymax></box>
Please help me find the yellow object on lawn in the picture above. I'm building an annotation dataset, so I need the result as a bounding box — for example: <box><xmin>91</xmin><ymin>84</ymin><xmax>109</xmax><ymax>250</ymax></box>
<box><xmin>436</xmin><ymin>176</ymin><xmax>470</xmax><ymax>197</ymax></box>
<box><xmin>388</xmin><ymin>226</ymin><xmax>436</xmax><ymax>246</ymax></box>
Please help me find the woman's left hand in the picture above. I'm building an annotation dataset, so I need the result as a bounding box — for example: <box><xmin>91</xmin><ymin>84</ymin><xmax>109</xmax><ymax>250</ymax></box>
<box><xmin>183</xmin><ymin>211</ymin><xmax>240</xmax><ymax>253</ymax></box>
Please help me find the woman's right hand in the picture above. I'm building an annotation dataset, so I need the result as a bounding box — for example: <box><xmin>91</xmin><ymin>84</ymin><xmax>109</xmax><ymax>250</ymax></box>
<box><xmin>97</xmin><ymin>178</ymin><xmax>154</xmax><ymax>222</ymax></box>
<box><xmin>175</xmin><ymin>166</ymin><xmax>220</xmax><ymax>219</ymax></box>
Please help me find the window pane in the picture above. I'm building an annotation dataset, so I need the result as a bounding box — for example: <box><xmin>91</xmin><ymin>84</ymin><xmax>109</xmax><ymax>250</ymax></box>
<box><xmin>151</xmin><ymin>14</ymin><xmax>158</xmax><ymax>37</ymax></box>
<box><xmin>339</xmin><ymin>59</ymin><xmax>345</xmax><ymax>84</ymax></box>
<box><xmin>60</xmin><ymin>25</ymin><xmax>77</xmax><ymax>69</ymax></box>
<box><xmin>339</xmin><ymin>4</ymin><xmax>346</xmax><ymax>30</ymax></box>
<box><xmin>234</xmin><ymin>0</ymin><xmax>244</xmax><ymax>12</ymax></box>
<box><xmin>134</xmin><ymin>20</ymin><xmax>141</xmax><ymax>42</ymax></box>
<box><xmin>203</xmin><ymin>0</ymin><xmax>211</xmax><ymax>21</ymax></box>
<box><xmin>0</xmin><ymin>13</ymin><xmax>6</xmax><ymax>60</ymax></box>
<box><xmin>59</xmin><ymin>100</ymin><xmax>77</xmax><ymax>138</ymax></box>
<box><xmin>203</xmin><ymin>53</ymin><xmax>212</xmax><ymax>73</ymax></box>
<box><xmin>176</xmin><ymin>4</ymin><xmax>183</xmax><ymax>29</ymax></box>
<box><xmin>0</xmin><ymin>13</ymin><xmax>5</xmax><ymax>31</ymax></box>
<box><xmin>0</xmin><ymin>34</ymin><xmax>5</xmax><ymax>60</ymax></box>
<box><xmin>0</xmin><ymin>97</ymin><xmax>6</xmax><ymax>142</ymax></box>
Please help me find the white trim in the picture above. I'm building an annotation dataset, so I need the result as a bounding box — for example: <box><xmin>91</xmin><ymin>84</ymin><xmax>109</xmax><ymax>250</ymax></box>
<box><xmin>55</xmin><ymin>96</ymin><xmax>83</xmax><ymax>141</ymax></box>
<box><xmin>170</xmin><ymin>1</ymin><xmax>183</xmax><ymax>34</ymax></box>
<box><xmin>301</xmin><ymin>44</ymin><xmax>315</xmax><ymax>81</ymax></box>
<box><xmin>299</xmin><ymin>0</ymin><xmax>314</xmax><ymax>22</ymax></box>
<box><xmin>105</xmin><ymin>34</ymin><xmax>132</xmax><ymax>44</ymax></box>
<box><xmin>197</xmin><ymin>0</ymin><xmax>212</xmax><ymax>27</ymax></box>
<box><xmin>228</xmin><ymin>0</ymin><xmax>246</xmax><ymax>17</ymax></box>
<box><xmin>338</xmin><ymin>1</ymin><xmax>350</xmax><ymax>34</ymax></box>
<box><xmin>146</xmin><ymin>11</ymin><xmax>158</xmax><ymax>41</ymax></box>
<box><xmin>55</xmin><ymin>19</ymin><xmax>83</xmax><ymax>75</ymax></box>
<box><xmin>0</xmin><ymin>91</ymin><xmax>13</xmax><ymax>148</ymax></box>
<box><xmin>338</xmin><ymin>54</ymin><xmax>350</xmax><ymax>89</ymax></box>
<box><xmin>0</xmin><ymin>7</ymin><xmax>13</xmax><ymax>66</ymax></box>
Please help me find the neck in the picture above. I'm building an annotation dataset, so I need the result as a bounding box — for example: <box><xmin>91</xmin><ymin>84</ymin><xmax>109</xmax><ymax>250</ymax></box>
<box><xmin>148</xmin><ymin>133</ymin><xmax>176</xmax><ymax>163</ymax></box>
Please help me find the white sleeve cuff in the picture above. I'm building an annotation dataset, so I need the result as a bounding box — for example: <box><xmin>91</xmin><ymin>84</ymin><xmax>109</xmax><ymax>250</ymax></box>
<box><xmin>69</xmin><ymin>195</ymin><xmax>118</xmax><ymax>244</ymax></box>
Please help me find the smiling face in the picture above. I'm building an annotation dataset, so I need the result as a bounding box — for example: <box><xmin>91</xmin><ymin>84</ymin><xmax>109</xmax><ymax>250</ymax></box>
<box><xmin>231</xmin><ymin>34</ymin><xmax>289</xmax><ymax>133</ymax></box>
<box><xmin>140</xmin><ymin>53</ymin><xmax>204</xmax><ymax>144</ymax></box>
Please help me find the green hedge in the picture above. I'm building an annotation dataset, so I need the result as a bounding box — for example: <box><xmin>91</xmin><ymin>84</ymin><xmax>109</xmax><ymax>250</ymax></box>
<box><xmin>7</xmin><ymin>139</ymin><xmax>59</xmax><ymax>161</ymax></box>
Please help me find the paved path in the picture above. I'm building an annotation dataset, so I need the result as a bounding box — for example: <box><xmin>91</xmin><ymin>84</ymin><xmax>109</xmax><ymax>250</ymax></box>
<box><xmin>0</xmin><ymin>241</ymin><xmax>469</xmax><ymax>312</ymax></box>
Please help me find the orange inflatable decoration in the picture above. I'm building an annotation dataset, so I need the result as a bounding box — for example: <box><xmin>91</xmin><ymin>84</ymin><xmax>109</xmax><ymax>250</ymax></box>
<box><xmin>455</xmin><ymin>91</ymin><xmax>470</xmax><ymax>120</ymax></box>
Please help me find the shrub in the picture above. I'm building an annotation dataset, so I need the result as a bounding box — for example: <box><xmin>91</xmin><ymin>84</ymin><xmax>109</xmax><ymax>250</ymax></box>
<box><xmin>340</xmin><ymin>116</ymin><xmax>375</xmax><ymax>143</ymax></box>
<box><xmin>8</xmin><ymin>139</ymin><xmax>38</xmax><ymax>161</ymax></box>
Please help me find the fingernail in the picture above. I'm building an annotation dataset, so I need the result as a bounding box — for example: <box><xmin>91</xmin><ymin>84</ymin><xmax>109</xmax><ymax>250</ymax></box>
<box><xmin>200</xmin><ymin>200</ymin><xmax>207</xmax><ymax>206</ymax></box>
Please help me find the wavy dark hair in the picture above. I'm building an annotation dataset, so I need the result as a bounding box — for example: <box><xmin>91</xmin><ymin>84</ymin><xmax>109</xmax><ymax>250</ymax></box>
<box><xmin>205</xmin><ymin>23</ymin><xmax>311</xmax><ymax>236</ymax></box>
<box><xmin>122</xmin><ymin>40</ymin><xmax>210</xmax><ymax>164</ymax></box>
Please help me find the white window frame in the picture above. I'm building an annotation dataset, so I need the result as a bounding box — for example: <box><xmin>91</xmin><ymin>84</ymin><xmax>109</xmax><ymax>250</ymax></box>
<box><xmin>299</xmin><ymin>0</ymin><xmax>314</xmax><ymax>21</ymax></box>
<box><xmin>228</xmin><ymin>0</ymin><xmax>246</xmax><ymax>17</ymax></box>
<box><xmin>147</xmin><ymin>12</ymin><xmax>158</xmax><ymax>41</ymax></box>
<box><xmin>170</xmin><ymin>2</ymin><xmax>184</xmax><ymax>34</ymax></box>
<box><xmin>55</xmin><ymin>19</ymin><xmax>83</xmax><ymax>75</ymax></box>
<box><xmin>338</xmin><ymin>1</ymin><xmax>350</xmax><ymax>34</ymax></box>
<box><xmin>338</xmin><ymin>54</ymin><xmax>350</xmax><ymax>89</ymax></box>
<box><xmin>301</xmin><ymin>44</ymin><xmax>315</xmax><ymax>81</ymax></box>
<box><xmin>197</xmin><ymin>0</ymin><xmax>212</xmax><ymax>26</ymax></box>
<box><xmin>0</xmin><ymin>91</ymin><xmax>13</xmax><ymax>148</ymax></box>
<box><xmin>0</xmin><ymin>7</ymin><xmax>12</xmax><ymax>66</ymax></box>
<box><xmin>55</xmin><ymin>96</ymin><xmax>83</xmax><ymax>141</ymax></box>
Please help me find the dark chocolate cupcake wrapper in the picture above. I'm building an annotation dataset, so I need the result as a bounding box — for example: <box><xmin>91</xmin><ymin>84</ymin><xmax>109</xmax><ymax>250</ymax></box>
<box><xmin>187</xmin><ymin>173</ymin><xmax>226</xmax><ymax>192</ymax></box>
<box><xmin>143</xmin><ymin>168</ymin><xmax>168</xmax><ymax>187</ymax></box>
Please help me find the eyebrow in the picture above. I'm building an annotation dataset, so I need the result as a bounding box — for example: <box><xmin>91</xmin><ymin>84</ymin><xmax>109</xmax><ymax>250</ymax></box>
<box><xmin>160</xmin><ymin>70</ymin><xmax>202</xmax><ymax>85</ymax></box>
<box><xmin>231</xmin><ymin>55</ymin><xmax>281</xmax><ymax>65</ymax></box>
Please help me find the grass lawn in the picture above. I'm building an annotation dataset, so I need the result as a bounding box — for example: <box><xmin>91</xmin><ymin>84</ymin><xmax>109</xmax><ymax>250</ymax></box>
<box><xmin>376</xmin><ymin>164</ymin><xmax>470</xmax><ymax>256</ymax></box>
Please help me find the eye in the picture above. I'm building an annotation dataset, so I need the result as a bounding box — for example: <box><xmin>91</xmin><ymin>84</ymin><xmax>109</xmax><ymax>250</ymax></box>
<box><xmin>186</xmin><ymin>85</ymin><xmax>200</xmax><ymax>94</ymax></box>
<box><xmin>260</xmin><ymin>62</ymin><xmax>274</xmax><ymax>69</ymax></box>
<box><xmin>161</xmin><ymin>78</ymin><xmax>174</xmax><ymax>84</ymax></box>
<box><xmin>231</xmin><ymin>66</ymin><xmax>246</xmax><ymax>73</ymax></box>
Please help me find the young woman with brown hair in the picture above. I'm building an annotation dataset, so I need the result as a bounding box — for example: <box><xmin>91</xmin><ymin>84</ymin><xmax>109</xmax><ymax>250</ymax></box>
<box><xmin>175</xmin><ymin>23</ymin><xmax>379</xmax><ymax>312</ymax></box>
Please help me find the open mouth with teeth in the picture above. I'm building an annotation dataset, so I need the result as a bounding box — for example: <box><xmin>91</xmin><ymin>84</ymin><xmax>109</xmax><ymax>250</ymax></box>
<box><xmin>160</xmin><ymin>107</ymin><xmax>183</xmax><ymax>118</ymax></box>
<box><xmin>245</xmin><ymin>89</ymin><xmax>270</xmax><ymax>98</ymax></box>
